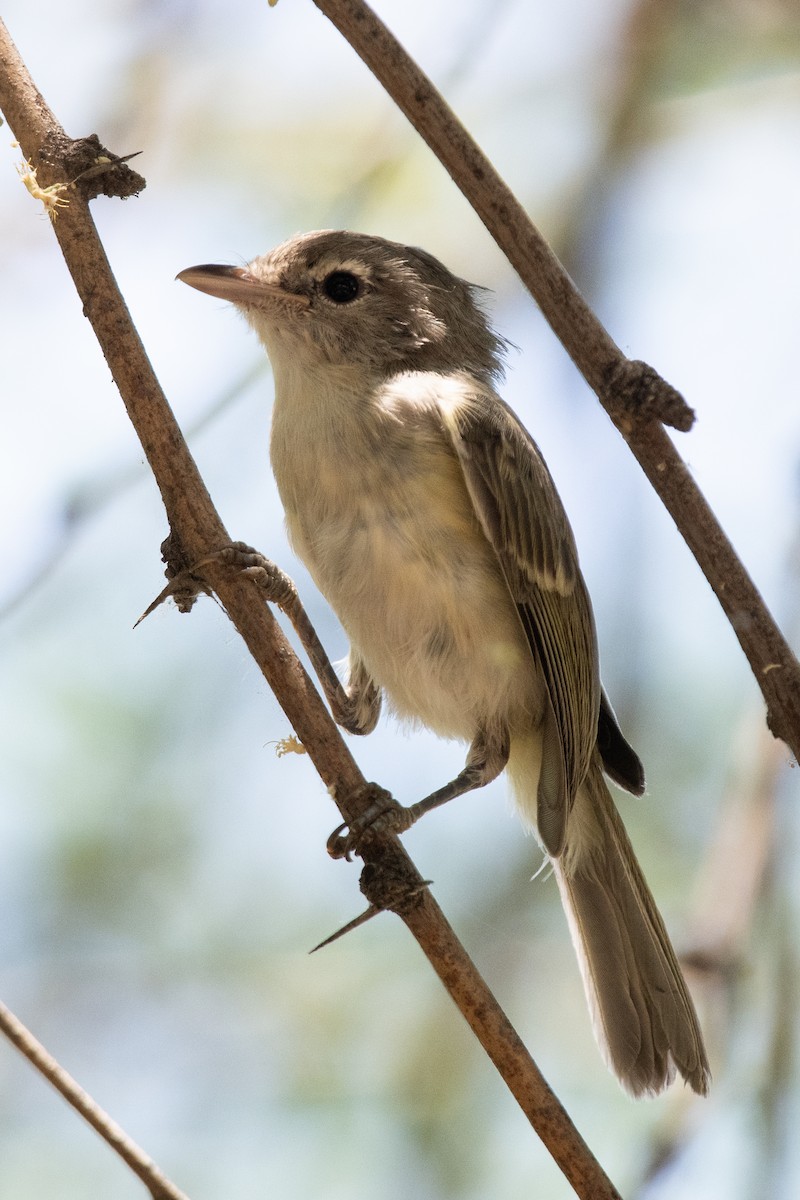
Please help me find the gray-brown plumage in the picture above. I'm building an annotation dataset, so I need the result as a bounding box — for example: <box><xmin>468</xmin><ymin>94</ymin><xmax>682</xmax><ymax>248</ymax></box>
<box><xmin>178</xmin><ymin>230</ymin><xmax>710</xmax><ymax>1097</ymax></box>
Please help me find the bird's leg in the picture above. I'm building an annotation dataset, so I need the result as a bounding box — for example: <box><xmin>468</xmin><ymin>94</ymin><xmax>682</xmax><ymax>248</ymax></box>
<box><xmin>207</xmin><ymin>542</ymin><xmax>381</xmax><ymax>735</ymax></box>
<box><xmin>151</xmin><ymin>540</ymin><xmax>509</xmax><ymax>859</ymax></box>
<box><xmin>327</xmin><ymin>728</ymin><xmax>510</xmax><ymax>859</ymax></box>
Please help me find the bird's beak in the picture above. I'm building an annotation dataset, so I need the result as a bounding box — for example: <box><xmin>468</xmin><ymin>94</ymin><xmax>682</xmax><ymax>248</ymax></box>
<box><xmin>176</xmin><ymin>264</ymin><xmax>309</xmax><ymax>309</ymax></box>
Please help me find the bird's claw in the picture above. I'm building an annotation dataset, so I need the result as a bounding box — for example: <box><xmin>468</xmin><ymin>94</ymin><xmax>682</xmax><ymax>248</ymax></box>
<box><xmin>327</xmin><ymin>784</ymin><xmax>414</xmax><ymax>859</ymax></box>
<box><xmin>214</xmin><ymin>542</ymin><xmax>297</xmax><ymax>606</ymax></box>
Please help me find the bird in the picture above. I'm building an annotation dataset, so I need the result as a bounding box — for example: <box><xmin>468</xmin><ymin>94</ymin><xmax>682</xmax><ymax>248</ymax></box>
<box><xmin>178</xmin><ymin>229</ymin><xmax>710</xmax><ymax>1097</ymax></box>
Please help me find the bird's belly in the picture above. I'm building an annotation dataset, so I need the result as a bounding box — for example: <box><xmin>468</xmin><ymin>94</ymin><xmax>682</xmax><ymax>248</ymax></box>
<box><xmin>288</xmin><ymin>472</ymin><xmax>541</xmax><ymax>740</ymax></box>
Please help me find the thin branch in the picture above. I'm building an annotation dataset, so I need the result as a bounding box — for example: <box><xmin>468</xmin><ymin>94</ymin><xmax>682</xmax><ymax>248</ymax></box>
<box><xmin>557</xmin><ymin>0</ymin><xmax>684</xmax><ymax>268</ymax></box>
<box><xmin>311</xmin><ymin>0</ymin><xmax>800</xmax><ymax>760</ymax></box>
<box><xmin>0</xmin><ymin>18</ymin><xmax>621</xmax><ymax>1198</ymax></box>
<box><xmin>0</xmin><ymin>1000</ymin><xmax>189</xmax><ymax>1200</ymax></box>
<box><xmin>684</xmin><ymin>721</ymin><xmax>781</xmax><ymax>975</ymax></box>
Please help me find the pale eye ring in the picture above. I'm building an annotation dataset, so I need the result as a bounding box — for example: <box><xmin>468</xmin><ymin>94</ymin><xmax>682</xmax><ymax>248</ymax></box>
<box><xmin>321</xmin><ymin>271</ymin><xmax>362</xmax><ymax>304</ymax></box>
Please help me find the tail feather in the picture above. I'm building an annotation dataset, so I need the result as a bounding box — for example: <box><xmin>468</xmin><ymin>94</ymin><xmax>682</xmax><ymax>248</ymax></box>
<box><xmin>553</xmin><ymin>765</ymin><xmax>709</xmax><ymax>1097</ymax></box>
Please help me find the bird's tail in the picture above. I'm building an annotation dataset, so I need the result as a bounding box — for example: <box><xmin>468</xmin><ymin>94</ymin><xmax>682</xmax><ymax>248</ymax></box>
<box><xmin>510</xmin><ymin>740</ymin><xmax>709</xmax><ymax>1097</ymax></box>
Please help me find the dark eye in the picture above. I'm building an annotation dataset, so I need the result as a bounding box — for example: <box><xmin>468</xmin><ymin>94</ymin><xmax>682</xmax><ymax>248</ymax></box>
<box><xmin>322</xmin><ymin>271</ymin><xmax>362</xmax><ymax>304</ymax></box>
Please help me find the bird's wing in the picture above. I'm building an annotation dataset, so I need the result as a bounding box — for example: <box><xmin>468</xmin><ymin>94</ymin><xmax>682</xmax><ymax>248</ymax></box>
<box><xmin>438</xmin><ymin>383</ymin><xmax>600</xmax><ymax>855</ymax></box>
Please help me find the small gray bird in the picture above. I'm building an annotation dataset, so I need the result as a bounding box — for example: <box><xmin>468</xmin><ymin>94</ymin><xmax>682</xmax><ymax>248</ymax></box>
<box><xmin>178</xmin><ymin>230</ymin><xmax>709</xmax><ymax>1097</ymax></box>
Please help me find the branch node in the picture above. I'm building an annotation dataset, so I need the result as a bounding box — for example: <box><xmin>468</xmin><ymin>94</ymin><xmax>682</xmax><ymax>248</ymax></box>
<box><xmin>310</xmin><ymin>860</ymin><xmax>430</xmax><ymax>952</ymax></box>
<box><xmin>602</xmin><ymin>358</ymin><xmax>695</xmax><ymax>432</ymax></box>
<box><xmin>157</xmin><ymin>529</ymin><xmax>213</xmax><ymax>614</ymax></box>
<box><xmin>359</xmin><ymin>859</ymin><xmax>431</xmax><ymax>918</ymax></box>
<box><xmin>39</xmin><ymin>131</ymin><xmax>146</xmax><ymax>200</ymax></box>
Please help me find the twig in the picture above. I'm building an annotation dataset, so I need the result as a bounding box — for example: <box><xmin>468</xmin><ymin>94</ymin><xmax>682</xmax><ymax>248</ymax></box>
<box><xmin>557</xmin><ymin>0</ymin><xmax>682</xmax><ymax>268</ymax></box>
<box><xmin>0</xmin><ymin>1000</ymin><xmax>189</xmax><ymax>1200</ymax></box>
<box><xmin>310</xmin><ymin>0</ymin><xmax>800</xmax><ymax>760</ymax></box>
<box><xmin>0</xmin><ymin>17</ymin><xmax>621</xmax><ymax>1198</ymax></box>
<box><xmin>684</xmin><ymin>721</ymin><xmax>781</xmax><ymax>975</ymax></box>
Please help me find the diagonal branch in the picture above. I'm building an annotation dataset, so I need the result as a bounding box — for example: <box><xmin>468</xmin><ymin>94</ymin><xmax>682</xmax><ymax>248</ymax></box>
<box><xmin>311</xmin><ymin>0</ymin><xmax>800</xmax><ymax>760</ymax></box>
<box><xmin>0</xmin><ymin>1001</ymin><xmax>189</xmax><ymax>1200</ymax></box>
<box><xmin>0</xmin><ymin>18</ymin><xmax>621</xmax><ymax>1198</ymax></box>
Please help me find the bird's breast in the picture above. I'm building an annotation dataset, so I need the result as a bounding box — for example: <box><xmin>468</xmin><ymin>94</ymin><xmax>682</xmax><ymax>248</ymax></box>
<box><xmin>270</xmin><ymin>378</ymin><xmax>540</xmax><ymax>737</ymax></box>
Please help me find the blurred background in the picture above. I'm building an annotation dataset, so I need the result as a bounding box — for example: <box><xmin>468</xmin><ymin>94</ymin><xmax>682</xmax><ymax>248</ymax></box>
<box><xmin>1</xmin><ymin>0</ymin><xmax>799</xmax><ymax>1196</ymax></box>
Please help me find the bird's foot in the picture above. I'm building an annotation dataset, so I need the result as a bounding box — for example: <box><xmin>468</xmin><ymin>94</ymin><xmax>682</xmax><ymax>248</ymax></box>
<box><xmin>327</xmin><ymin>783</ymin><xmax>417</xmax><ymax>860</ymax></box>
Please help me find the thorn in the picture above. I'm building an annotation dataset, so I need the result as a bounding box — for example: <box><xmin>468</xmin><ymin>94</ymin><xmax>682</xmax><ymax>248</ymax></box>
<box><xmin>73</xmin><ymin>150</ymin><xmax>143</xmax><ymax>183</ymax></box>
<box><xmin>134</xmin><ymin>579</ymin><xmax>176</xmax><ymax>627</ymax></box>
<box><xmin>309</xmin><ymin>905</ymin><xmax>381</xmax><ymax>953</ymax></box>
<box><xmin>133</xmin><ymin>569</ymin><xmax>212</xmax><ymax>628</ymax></box>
